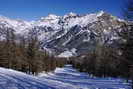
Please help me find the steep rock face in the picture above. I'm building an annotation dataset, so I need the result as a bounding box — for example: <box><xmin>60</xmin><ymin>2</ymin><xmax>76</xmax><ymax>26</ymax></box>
<box><xmin>0</xmin><ymin>11</ymin><xmax>127</xmax><ymax>57</ymax></box>
<box><xmin>37</xmin><ymin>11</ymin><xmax>125</xmax><ymax>56</ymax></box>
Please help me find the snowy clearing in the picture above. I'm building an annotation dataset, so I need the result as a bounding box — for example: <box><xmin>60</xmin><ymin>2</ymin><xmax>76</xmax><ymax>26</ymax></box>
<box><xmin>0</xmin><ymin>65</ymin><xmax>131</xmax><ymax>89</ymax></box>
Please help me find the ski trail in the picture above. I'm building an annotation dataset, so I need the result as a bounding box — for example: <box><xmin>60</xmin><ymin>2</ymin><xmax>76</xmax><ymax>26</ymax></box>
<box><xmin>40</xmin><ymin>65</ymin><xmax>131</xmax><ymax>89</ymax></box>
<box><xmin>0</xmin><ymin>65</ymin><xmax>131</xmax><ymax>89</ymax></box>
<box><xmin>0</xmin><ymin>67</ymin><xmax>77</xmax><ymax>89</ymax></box>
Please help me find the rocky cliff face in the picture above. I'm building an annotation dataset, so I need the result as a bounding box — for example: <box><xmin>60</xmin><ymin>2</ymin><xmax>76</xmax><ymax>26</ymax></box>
<box><xmin>0</xmin><ymin>11</ymin><xmax>127</xmax><ymax>57</ymax></box>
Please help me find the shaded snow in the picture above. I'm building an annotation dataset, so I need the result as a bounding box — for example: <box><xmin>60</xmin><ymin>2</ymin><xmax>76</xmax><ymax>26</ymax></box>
<box><xmin>62</xmin><ymin>36</ymin><xmax>72</xmax><ymax>46</ymax></box>
<box><xmin>71</xmin><ymin>48</ymin><xmax>77</xmax><ymax>54</ymax></box>
<box><xmin>58</xmin><ymin>48</ymin><xmax>77</xmax><ymax>57</ymax></box>
<box><xmin>40</xmin><ymin>65</ymin><xmax>131</xmax><ymax>89</ymax></box>
<box><xmin>0</xmin><ymin>67</ymin><xmax>76</xmax><ymax>89</ymax></box>
<box><xmin>0</xmin><ymin>65</ymin><xmax>131</xmax><ymax>89</ymax></box>
<box><xmin>58</xmin><ymin>51</ymin><xmax>73</xmax><ymax>57</ymax></box>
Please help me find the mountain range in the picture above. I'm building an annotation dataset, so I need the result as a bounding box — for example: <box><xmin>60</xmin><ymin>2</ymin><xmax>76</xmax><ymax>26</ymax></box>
<box><xmin>0</xmin><ymin>11</ymin><xmax>127</xmax><ymax>57</ymax></box>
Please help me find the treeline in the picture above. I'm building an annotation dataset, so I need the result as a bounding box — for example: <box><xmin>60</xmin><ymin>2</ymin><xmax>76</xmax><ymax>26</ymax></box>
<box><xmin>70</xmin><ymin>1</ymin><xmax>133</xmax><ymax>87</ymax></box>
<box><xmin>70</xmin><ymin>24</ymin><xmax>133</xmax><ymax>80</ymax></box>
<box><xmin>0</xmin><ymin>28</ymin><xmax>67</xmax><ymax>75</ymax></box>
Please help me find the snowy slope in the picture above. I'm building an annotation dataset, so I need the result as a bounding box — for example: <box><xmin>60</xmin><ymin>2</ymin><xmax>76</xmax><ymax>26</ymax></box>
<box><xmin>0</xmin><ymin>15</ymin><xmax>32</xmax><ymax>34</ymax></box>
<box><xmin>0</xmin><ymin>67</ymin><xmax>77</xmax><ymax>89</ymax></box>
<box><xmin>40</xmin><ymin>65</ymin><xmax>131</xmax><ymax>89</ymax></box>
<box><xmin>0</xmin><ymin>65</ymin><xmax>131</xmax><ymax>89</ymax></box>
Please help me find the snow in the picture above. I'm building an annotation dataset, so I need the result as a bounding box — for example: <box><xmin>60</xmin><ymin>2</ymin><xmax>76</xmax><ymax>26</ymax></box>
<box><xmin>0</xmin><ymin>11</ymin><xmax>127</xmax><ymax>56</ymax></box>
<box><xmin>64</xmin><ymin>12</ymin><xmax>77</xmax><ymax>18</ymax></box>
<box><xmin>41</xmin><ymin>14</ymin><xmax>60</xmax><ymax>20</ymax></box>
<box><xmin>71</xmin><ymin>48</ymin><xmax>77</xmax><ymax>54</ymax></box>
<box><xmin>58</xmin><ymin>51</ymin><xmax>73</xmax><ymax>57</ymax></box>
<box><xmin>68</xmin><ymin>12</ymin><xmax>77</xmax><ymax>16</ymax></box>
<box><xmin>64</xmin><ymin>13</ymin><xmax>98</xmax><ymax>28</ymax></box>
<box><xmin>0</xmin><ymin>65</ymin><xmax>131</xmax><ymax>89</ymax></box>
<box><xmin>40</xmin><ymin>65</ymin><xmax>131</xmax><ymax>89</ymax></box>
<box><xmin>0</xmin><ymin>67</ymin><xmax>76</xmax><ymax>89</ymax></box>
<box><xmin>34</xmin><ymin>18</ymin><xmax>61</xmax><ymax>30</ymax></box>
<box><xmin>58</xmin><ymin>48</ymin><xmax>77</xmax><ymax>57</ymax></box>
<box><xmin>83</xmin><ymin>38</ymin><xmax>90</xmax><ymax>42</ymax></box>
<box><xmin>62</xmin><ymin>36</ymin><xmax>72</xmax><ymax>46</ymax></box>
<box><xmin>0</xmin><ymin>11</ymin><xmax>123</xmax><ymax>42</ymax></box>
<box><xmin>0</xmin><ymin>15</ymin><xmax>32</xmax><ymax>35</ymax></box>
<box><xmin>33</xmin><ymin>14</ymin><xmax>61</xmax><ymax>30</ymax></box>
<box><xmin>64</xmin><ymin>11</ymin><xmax>105</xmax><ymax>29</ymax></box>
<box><xmin>103</xmin><ymin>29</ymin><xmax>111</xmax><ymax>35</ymax></box>
<box><xmin>0</xmin><ymin>11</ymin><xmax>123</xmax><ymax>36</ymax></box>
<box><xmin>96</xmin><ymin>11</ymin><xmax>105</xmax><ymax>17</ymax></box>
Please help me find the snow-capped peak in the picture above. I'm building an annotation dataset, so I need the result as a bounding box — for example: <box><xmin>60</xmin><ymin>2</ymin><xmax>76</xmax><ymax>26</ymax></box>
<box><xmin>0</xmin><ymin>15</ymin><xmax>32</xmax><ymax>35</ymax></box>
<box><xmin>41</xmin><ymin>14</ymin><xmax>60</xmax><ymax>20</ymax></box>
<box><xmin>63</xmin><ymin>12</ymin><xmax>77</xmax><ymax>18</ymax></box>
<box><xmin>0</xmin><ymin>15</ymin><xmax>9</xmax><ymax>20</ymax></box>
<box><xmin>0</xmin><ymin>11</ymin><xmax>125</xmax><ymax>57</ymax></box>
<box><xmin>97</xmin><ymin>10</ymin><xmax>106</xmax><ymax>17</ymax></box>
<box><xmin>68</xmin><ymin>12</ymin><xmax>77</xmax><ymax>16</ymax></box>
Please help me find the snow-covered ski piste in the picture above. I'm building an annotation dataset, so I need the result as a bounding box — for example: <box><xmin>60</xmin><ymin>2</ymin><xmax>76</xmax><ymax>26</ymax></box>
<box><xmin>0</xmin><ymin>65</ymin><xmax>131</xmax><ymax>89</ymax></box>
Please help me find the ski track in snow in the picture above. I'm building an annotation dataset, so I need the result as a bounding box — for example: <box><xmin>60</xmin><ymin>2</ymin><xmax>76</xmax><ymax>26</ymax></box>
<box><xmin>0</xmin><ymin>65</ymin><xmax>131</xmax><ymax>89</ymax></box>
<box><xmin>40</xmin><ymin>65</ymin><xmax>131</xmax><ymax>89</ymax></box>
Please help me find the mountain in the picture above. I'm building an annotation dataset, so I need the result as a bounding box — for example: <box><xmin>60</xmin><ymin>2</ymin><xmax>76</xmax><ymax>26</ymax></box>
<box><xmin>0</xmin><ymin>11</ymin><xmax>127</xmax><ymax>57</ymax></box>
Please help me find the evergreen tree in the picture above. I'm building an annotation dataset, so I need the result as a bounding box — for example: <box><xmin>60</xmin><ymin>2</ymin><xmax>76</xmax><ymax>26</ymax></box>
<box><xmin>121</xmin><ymin>0</ymin><xmax>133</xmax><ymax>87</ymax></box>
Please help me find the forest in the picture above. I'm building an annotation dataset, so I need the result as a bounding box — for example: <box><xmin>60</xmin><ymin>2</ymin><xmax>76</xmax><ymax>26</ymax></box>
<box><xmin>69</xmin><ymin>0</ymin><xmax>133</xmax><ymax>87</ymax></box>
<box><xmin>0</xmin><ymin>28</ymin><xmax>67</xmax><ymax>75</ymax></box>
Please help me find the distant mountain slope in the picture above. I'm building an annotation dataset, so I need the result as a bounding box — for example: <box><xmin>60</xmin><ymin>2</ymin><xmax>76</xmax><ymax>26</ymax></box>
<box><xmin>0</xmin><ymin>11</ymin><xmax>127</xmax><ymax>57</ymax></box>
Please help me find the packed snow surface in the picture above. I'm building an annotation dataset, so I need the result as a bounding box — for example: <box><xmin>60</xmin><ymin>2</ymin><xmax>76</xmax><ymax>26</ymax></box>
<box><xmin>0</xmin><ymin>65</ymin><xmax>131</xmax><ymax>89</ymax></box>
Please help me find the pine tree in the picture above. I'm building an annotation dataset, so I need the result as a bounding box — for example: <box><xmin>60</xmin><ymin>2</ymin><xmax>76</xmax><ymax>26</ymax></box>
<box><xmin>121</xmin><ymin>0</ymin><xmax>133</xmax><ymax>87</ymax></box>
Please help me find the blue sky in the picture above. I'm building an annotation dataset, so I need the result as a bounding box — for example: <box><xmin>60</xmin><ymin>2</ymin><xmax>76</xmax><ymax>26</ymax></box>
<box><xmin>0</xmin><ymin>0</ymin><xmax>124</xmax><ymax>20</ymax></box>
